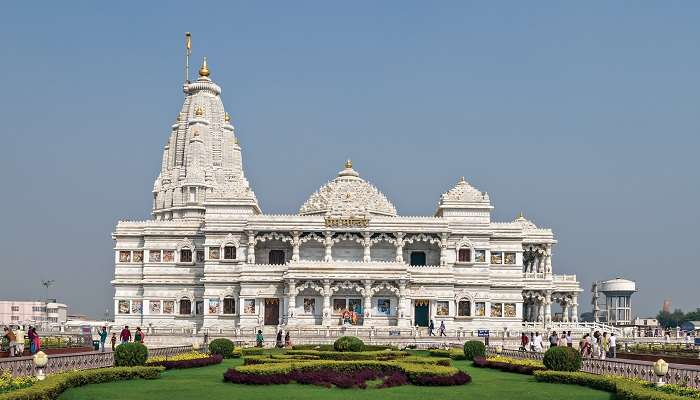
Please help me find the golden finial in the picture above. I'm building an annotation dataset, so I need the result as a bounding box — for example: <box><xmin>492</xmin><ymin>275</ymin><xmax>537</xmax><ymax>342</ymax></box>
<box><xmin>198</xmin><ymin>57</ymin><xmax>210</xmax><ymax>77</ymax></box>
<box><xmin>224</xmin><ymin>112</ymin><xmax>230</xmax><ymax>122</ymax></box>
<box><xmin>235</xmin><ymin>137</ymin><xmax>239</xmax><ymax>145</ymax></box>
<box><xmin>460</xmin><ymin>176</ymin><xmax>466</xmax><ymax>183</ymax></box>
<box><xmin>517</xmin><ymin>211</ymin><xmax>524</xmax><ymax>219</ymax></box>
<box><xmin>345</xmin><ymin>159</ymin><xmax>353</xmax><ymax>169</ymax></box>
<box><xmin>195</xmin><ymin>105</ymin><xmax>204</xmax><ymax>117</ymax></box>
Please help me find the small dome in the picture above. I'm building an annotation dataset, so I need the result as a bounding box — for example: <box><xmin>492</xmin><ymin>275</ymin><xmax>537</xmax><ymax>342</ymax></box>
<box><xmin>513</xmin><ymin>212</ymin><xmax>538</xmax><ymax>230</ymax></box>
<box><xmin>299</xmin><ymin>161</ymin><xmax>397</xmax><ymax>217</ymax></box>
<box><xmin>439</xmin><ymin>177</ymin><xmax>490</xmax><ymax>204</ymax></box>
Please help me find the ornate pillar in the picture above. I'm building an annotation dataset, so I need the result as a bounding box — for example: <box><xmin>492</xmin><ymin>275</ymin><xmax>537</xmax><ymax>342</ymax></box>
<box><xmin>287</xmin><ymin>279</ymin><xmax>296</xmax><ymax>325</ymax></box>
<box><xmin>571</xmin><ymin>295</ymin><xmax>579</xmax><ymax>323</ymax></box>
<box><xmin>323</xmin><ymin>231</ymin><xmax>333</xmax><ymax>262</ymax></box>
<box><xmin>322</xmin><ymin>279</ymin><xmax>332</xmax><ymax>326</ymax></box>
<box><xmin>362</xmin><ymin>232</ymin><xmax>372</xmax><ymax>262</ymax></box>
<box><xmin>440</xmin><ymin>232</ymin><xmax>448</xmax><ymax>266</ymax></box>
<box><xmin>291</xmin><ymin>231</ymin><xmax>300</xmax><ymax>262</ymax></box>
<box><xmin>362</xmin><ymin>280</ymin><xmax>373</xmax><ymax>323</ymax></box>
<box><xmin>395</xmin><ymin>232</ymin><xmax>405</xmax><ymax>263</ymax></box>
<box><xmin>537</xmin><ymin>253</ymin><xmax>545</xmax><ymax>273</ymax></box>
<box><xmin>397</xmin><ymin>280</ymin><xmax>410</xmax><ymax>327</ymax></box>
<box><xmin>544</xmin><ymin>292</ymin><xmax>552</xmax><ymax>324</ymax></box>
<box><xmin>247</xmin><ymin>230</ymin><xmax>256</xmax><ymax>264</ymax></box>
<box><xmin>562</xmin><ymin>299</ymin><xmax>569</xmax><ymax>323</ymax></box>
<box><xmin>537</xmin><ymin>297</ymin><xmax>544</xmax><ymax>322</ymax></box>
<box><xmin>545</xmin><ymin>246</ymin><xmax>552</xmax><ymax>275</ymax></box>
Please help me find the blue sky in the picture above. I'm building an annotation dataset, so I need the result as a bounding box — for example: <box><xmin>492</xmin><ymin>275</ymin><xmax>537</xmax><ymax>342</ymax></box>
<box><xmin>0</xmin><ymin>2</ymin><xmax>698</xmax><ymax>319</ymax></box>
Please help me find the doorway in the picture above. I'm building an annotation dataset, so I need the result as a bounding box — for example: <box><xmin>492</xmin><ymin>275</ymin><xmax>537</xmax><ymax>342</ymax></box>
<box><xmin>264</xmin><ymin>298</ymin><xmax>279</xmax><ymax>325</ymax></box>
<box><xmin>414</xmin><ymin>300</ymin><xmax>429</xmax><ymax>327</ymax></box>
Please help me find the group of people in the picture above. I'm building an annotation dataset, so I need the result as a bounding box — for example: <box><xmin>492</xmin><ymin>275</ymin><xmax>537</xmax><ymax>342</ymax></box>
<box><xmin>96</xmin><ymin>325</ymin><xmax>146</xmax><ymax>352</ymax></box>
<box><xmin>580</xmin><ymin>331</ymin><xmax>616</xmax><ymax>359</ymax></box>
<box><xmin>255</xmin><ymin>329</ymin><xmax>292</xmax><ymax>348</ymax></box>
<box><xmin>2</xmin><ymin>325</ymin><xmax>42</xmax><ymax>357</ymax></box>
<box><xmin>427</xmin><ymin>320</ymin><xmax>448</xmax><ymax>336</ymax></box>
<box><xmin>521</xmin><ymin>331</ymin><xmax>574</xmax><ymax>352</ymax></box>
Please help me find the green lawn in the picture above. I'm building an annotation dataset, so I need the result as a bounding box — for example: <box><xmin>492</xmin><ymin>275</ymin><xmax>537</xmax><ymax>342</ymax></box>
<box><xmin>59</xmin><ymin>358</ymin><xmax>612</xmax><ymax>400</ymax></box>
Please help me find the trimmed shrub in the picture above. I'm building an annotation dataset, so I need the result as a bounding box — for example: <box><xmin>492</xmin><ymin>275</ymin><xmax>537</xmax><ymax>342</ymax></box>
<box><xmin>333</xmin><ymin>336</ymin><xmax>365</xmax><ymax>352</ymax></box>
<box><xmin>114</xmin><ymin>342</ymin><xmax>148</xmax><ymax>367</ymax></box>
<box><xmin>462</xmin><ymin>340</ymin><xmax>485</xmax><ymax>361</ymax></box>
<box><xmin>209</xmin><ymin>338</ymin><xmax>235</xmax><ymax>358</ymax></box>
<box><xmin>284</xmin><ymin>349</ymin><xmax>407</xmax><ymax>361</ymax></box>
<box><xmin>472</xmin><ymin>356</ymin><xmax>545</xmax><ymax>375</ymax></box>
<box><xmin>0</xmin><ymin>366</ymin><xmax>162</xmax><ymax>400</ymax></box>
<box><xmin>542</xmin><ymin>346</ymin><xmax>582</xmax><ymax>372</ymax></box>
<box><xmin>241</xmin><ymin>347</ymin><xmax>264</xmax><ymax>356</ymax></box>
<box><xmin>147</xmin><ymin>354</ymin><xmax>223</xmax><ymax>370</ymax></box>
<box><xmin>428</xmin><ymin>349</ymin><xmax>451</xmax><ymax>358</ymax></box>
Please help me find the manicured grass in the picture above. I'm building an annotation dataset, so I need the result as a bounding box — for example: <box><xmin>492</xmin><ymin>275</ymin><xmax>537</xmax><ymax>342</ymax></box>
<box><xmin>59</xmin><ymin>357</ymin><xmax>612</xmax><ymax>400</ymax></box>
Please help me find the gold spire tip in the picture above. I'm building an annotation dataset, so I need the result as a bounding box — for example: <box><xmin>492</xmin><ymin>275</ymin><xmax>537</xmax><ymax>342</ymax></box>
<box><xmin>195</xmin><ymin>105</ymin><xmax>204</xmax><ymax>117</ymax></box>
<box><xmin>225</xmin><ymin>112</ymin><xmax>230</xmax><ymax>122</ymax></box>
<box><xmin>460</xmin><ymin>176</ymin><xmax>466</xmax><ymax>183</ymax></box>
<box><xmin>517</xmin><ymin>211</ymin><xmax>524</xmax><ymax>219</ymax></box>
<box><xmin>345</xmin><ymin>159</ymin><xmax>353</xmax><ymax>169</ymax></box>
<box><xmin>199</xmin><ymin>57</ymin><xmax>210</xmax><ymax>77</ymax></box>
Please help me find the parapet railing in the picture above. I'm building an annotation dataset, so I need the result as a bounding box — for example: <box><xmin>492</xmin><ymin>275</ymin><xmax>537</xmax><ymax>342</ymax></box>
<box><xmin>0</xmin><ymin>345</ymin><xmax>193</xmax><ymax>377</ymax></box>
<box><xmin>487</xmin><ymin>347</ymin><xmax>700</xmax><ymax>389</ymax></box>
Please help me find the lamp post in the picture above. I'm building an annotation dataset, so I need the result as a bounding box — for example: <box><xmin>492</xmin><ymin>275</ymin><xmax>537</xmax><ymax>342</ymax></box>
<box><xmin>653</xmin><ymin>359</ymin><xmax>669</xmax><ymax>386</ymax></box>
<box><xmin>33</xmin><ymin>351</ymin><xmax>48</xmax><ymax>380</ymax></box>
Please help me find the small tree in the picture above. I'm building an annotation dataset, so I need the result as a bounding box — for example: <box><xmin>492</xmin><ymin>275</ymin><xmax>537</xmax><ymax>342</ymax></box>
<box><xmin>114</xmin><ymin>342</ymin><xmax>148</xmax><ymax>367</ymax></box>
<box><xmin>462</xmin><ymin>340</ymin><xmax>485</xmax><ymax>360</ymax></box>
<box><xmin>209</xmin><ymin>338</ymin><xmax>235</xmax><ymax>358</ymax></box>
<box><xmin>333</xmin><ymin>336</ymin><xmax>365</xmax><ymax>352</ymax></box>
<box><xmin>542</xmin><ymin>346</ymin><xmax>582</xmax><ymax>371</ymax></box>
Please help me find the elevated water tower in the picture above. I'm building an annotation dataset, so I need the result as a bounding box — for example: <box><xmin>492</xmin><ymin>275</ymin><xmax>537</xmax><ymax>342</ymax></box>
<box><xmin>599</xmin><ymin>277</ymin><xmax>636</xmax><ymax>325</ymax></box>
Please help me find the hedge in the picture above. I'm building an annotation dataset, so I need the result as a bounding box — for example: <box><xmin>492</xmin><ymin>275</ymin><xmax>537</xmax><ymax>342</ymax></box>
<box><xmin>147</xmin><ymin>354</ymin><xmax>223</xmax><ymax>369</ymax></box>
<box><xmin>224</xmin><ymin>359</ymin><xmax>470</xmax><ymax>387</ymax></box>
<box><xmin>114</xmin><ymin>342</ymin><xmax>148</xmax><ymax>367</ymax></box>
<box><xmin>429</xmin><ymin>349</ymin><xmax>467</xmax><ymax>360</ymax></box>
<box><xmin>334</xmin><ymin>336</ymin><xmax>365</xmax><ymax>352</ymax></box>
<box><xmin>291</xmin><ymin>344</ymin><xmax>396</xmax><ymax>352</ymax></box>
<box><xmin>472</xmin><ymin>356</ymin><xmax>546</xmax><ymax>375</ymax></box>
<box><xmin>463</xmin><ymin>341</ymin><xmax>485</xmax><ymax>360</ymax></box>
<box><xmin>542</xmin><ymin>346</ymin><xmax>582</xmax><ymax>372</ymax></box>
<box><xmin>283</xmin><ymin>349</ymin><xmax>408</xmax><ymax>361</ymax></box>
<box><xmin>534</xmin><ymin>370</ymin><xmax>694</xmax><ymax>400</ymax></box>
<box><xmin>0</xmin><ymin>366</ymin><xmax>163</xmax><ymax>400</ymax></box>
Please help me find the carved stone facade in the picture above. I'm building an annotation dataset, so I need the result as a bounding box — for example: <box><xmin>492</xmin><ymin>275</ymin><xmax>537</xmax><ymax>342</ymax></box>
<box><xmin>113</xmin><ymin>60</ymin><xmax>582</xmax><ymax>333</ymax></box>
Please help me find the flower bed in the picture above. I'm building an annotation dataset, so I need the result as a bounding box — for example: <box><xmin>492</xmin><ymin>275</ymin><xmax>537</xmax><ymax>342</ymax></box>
<box><xmin>534</xmin><ymin>370</ymin><xmax>700</xmax><ymax>400</ymax></box>
<box><xmin>283</xmin><ymin>349</ymin><xmax>408</xmax><ymax>361</ymax></box>
<box><xmin>224</xmin><ymin>359</ymin><xmax>470</xmax><ymax>388</ymax></box>
<box><xmin>291</xmin><ymin>344</ymin><xmax>396</xmax><ymax>352</ymax></box>
<box><xmin>146</xmin><ymin>352</ymin><xmax>223</xmax><ymax>369</ymax></box>
<box><xmin>0</xmin><ymin>366</ymin><xmax>163</xmax><ymax>400</ymax></box>
<box><xmin>428</xmin><ymin>349</ymin><xmax>468</xmax><ymax>360</ymax></box>
<box><xmin>0</xmin><ymin>372</ymin><xmax>36</xmax><ymax>394</ymax></box>
<box><xmin>472</xmin><ymin>356</ymin><xmax>546</xmax><ymax>375</ymax></box>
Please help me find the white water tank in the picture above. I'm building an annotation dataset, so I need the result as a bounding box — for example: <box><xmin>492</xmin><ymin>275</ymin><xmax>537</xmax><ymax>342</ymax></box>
<box><xmin>599</xmin><ymin>277</ymin><xmax>636</xmax><ymax>325</ymax></box>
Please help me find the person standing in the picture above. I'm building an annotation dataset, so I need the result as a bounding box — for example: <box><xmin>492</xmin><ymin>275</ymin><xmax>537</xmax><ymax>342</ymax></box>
<box><xmin>609</xmin><ymin>333</ymin><xmax>616</xmax><ymax>358</ymax></box>
<box><xmin>533</xmin><ymin>332</ymin><xmax>543</xmax><ymax>352</ymax></box>
<box><xmin>284</xmin><ymin>330</ymin><xmax>291</xmax><ymax>348</ymax></box>
<box><xmin>13</xmin><ymin>326</ymin><xmax>25</xmax><ymax>356</ymax></box>
<box><xmin>110</xmin><ymin>333</ymin><xmax>117</xmax><ymax>351</ymax></box>
<box><xmin>592</xmin><ymin>331</ymin><xmax>600</xmax><ymax>358</ymax></box>
<box><xmin>3</xmin><ymin>327</ymin><xmax>16</xmax><ymax>357</ymax></box>
<box><xmin>439</xmin><ymin>321</ymin><xmax>446</xmax><ymax>337</ymax></box>
<box><xmin>276</xmin><ymin>330</ymin><xmax>283</xmax><ymax>348</ymax></box>
<box><xmin>558</xmin><ymin>332</ymin><xmax>567</xmax><ymax>347</ymax></box>
<box><xmin>520</xmin><ymin>332</ymin><xmax>529</xmax><ymax>351</ymax></box>
<box><xmin>119</xmin><ymin>325</ymin><xmax>131</xmax><ymax>344</ymax></box>
<box><xmin>134</xmin><ymin>327</ymin><xmax>144</xmax><ymax>344</ymax></box>
<box><xmin>27</xmin><ymin>326</ymin><xmax>36</xmax><ymax>354</ymax></box>
<box><xmin>99</xmin><ymin>326</ymin><xmax>108</xmax><ymax>352</ymax></box>
<box><xmin>30</xmin><ymin>327</ymin><xmax>41</xmax><ymax>354</ymax></box>
<box><xmin>548</xmin><ymin>331</ymin><xmax>558</xmax><ymax>348</ymax></box>
<box><xmin>601</xmin><ymin>332</ymin><xmax>608</xmax><ymax>360</ymax></box>
<box><xmin>428</xmin><ymin>320</ymin><xmax>435</xmax><ymax>336</ymax></box>
<box><xmin>566</xmin><ymin>331</ymin><xmax>573</xmax><ymax>348</ymax></box>
<box><xmin>256</xmin><ymin>330</ymin><xmax>264</xmax><ymax>347</ymax></box>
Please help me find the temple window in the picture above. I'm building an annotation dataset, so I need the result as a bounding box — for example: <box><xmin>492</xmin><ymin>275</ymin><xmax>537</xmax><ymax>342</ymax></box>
<box><xmin>149</xmin><ymin>250</ymin><xmax>161</xmax><ymax>262</ymax></box>
<box><xmin>458</xmin><ymin>300</ymin><xmax>471</xmax><ymax>316</ymax></box>
<box><xmin>490</xmin><ymin>251</ymin><xmax>503</xmax><ymax>264</ymax></box>
<box><xmin>133</xmin><ymin>251</ymin><xmax>144</xmax><ymax>262</ymax></box>
<box><xmin>196</xmin><ymin>250</ymin><xmax>205</xmax><ymax>263</ymax></box>
<box><xmin>179</xmin><ymin>299</ymin><xmax>191</xmax><ymax>315</ymax></box>
<box><xmin>180</xmin><ymin>249</ymin><xmax>192</xmax><ymax>263</ymax></box>
<box><xmin>458</xmin><ymin>248</ymin><xmax>471</xmax><ymax>263</ymax></box>
<box><xmin>474</xmin><ymin>250</ymin><xmax>486</xmax><ymax>263</ymax></box>
<box><xmin>504</xmin><ymin>252</ymin><xmax>516</xmax><ymax>265</ymax></box>
<box><xmin>195</xmin><ymin>300</ymin><xmax>204</xmax><ymax>315</ymax></box>
<box><xmin>209</xmin><ymin>247</ymin><xmax>220</xmax><ymax>260</ymax></box>
<box><xmin>224</xmin><ymin>246</ymin><xmax>236</xmax><ymax>260</ymax></box>
<box><xmin>223</xmin><ymin>297</ymin><xmax>236</xmax><ymax>314</ymax></box>
<box><xmin>410</xmin><ymin>251</ymin><xmax>426</xmax><ymax>266</ymax></box>
<box><xmin>163</xmin><ymin>250</ymin><xmax>175</xmax><ymax>262</ymax></box>
<box><xmin>119</xmin><ymin>251</ymin><xmax>131</xmax><ymax>263</ymax></box>
<box><xmin>268</xmin><ymin>250</ymin><xmax>285</xmax><ymax>265</ymax></box>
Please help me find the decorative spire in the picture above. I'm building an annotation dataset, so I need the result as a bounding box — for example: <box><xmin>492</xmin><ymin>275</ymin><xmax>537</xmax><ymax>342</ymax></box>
<box><xmin>224</xmin><ymin>112</ymin><xmax>230</xmax><ymax>122</ymax></box>
<box><xmin>198</xmin><ymin>57</ymin><xmax>210</xmax><ymax>77</ymax></box>
<box><xmin>459</xmin><ymin>176</ymin><xmax>466</xmax><ymax>183</ymax></box>
<box><xmin>345</xmin><ymin>159</ymin><xmax>353</xmax><ymax>169</ymax></box>
<box><xmin>195</xmin><ymin>105</ymin><xmax>204</xmax><ymax>117</ymax></box>
<box><xmin>517</xmin><ymin>211</ymin><xmax>524</xmax><ymax>219</ymax></box>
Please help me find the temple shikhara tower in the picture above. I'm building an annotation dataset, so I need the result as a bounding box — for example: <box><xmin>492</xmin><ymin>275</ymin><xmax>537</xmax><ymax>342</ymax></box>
<box><xmin>112</xmin><ymin>53</ymin><xmax>583</xmax><ymax>336</ymax></box>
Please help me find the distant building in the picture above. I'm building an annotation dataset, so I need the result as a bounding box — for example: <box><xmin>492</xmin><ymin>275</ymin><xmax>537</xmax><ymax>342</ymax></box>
<box><xmin>599</xmin><ymin>278</ymin><xmax>636</xmax><ymax>326</ymax></box>
<box><xmin>680</xmin><ymin>321</ymin><xmax>700</xmax><ymax>333</ymax></box>
<box><xmin>0</xmin><ymin>300</ymin><xmax>68</xmax><ymax>326</ymax></box>
<box><xmin>632</xmin><ymin>317</ymin><xmax>658</xmax><ymax>327</ymax></box>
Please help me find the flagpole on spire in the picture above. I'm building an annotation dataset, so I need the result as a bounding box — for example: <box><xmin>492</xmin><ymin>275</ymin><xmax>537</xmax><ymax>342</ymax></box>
<box><xmin>185</xmin><ymin>32</ymin><xmax>192</xmax><ymax>83</ymax></box>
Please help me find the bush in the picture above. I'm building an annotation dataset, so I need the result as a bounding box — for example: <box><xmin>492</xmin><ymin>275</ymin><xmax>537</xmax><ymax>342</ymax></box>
<box><xmin>241</xmin><ymin>347</ymin><xmax>264</xmax><ymax>356</ymax></box>
<box><xmin>0</xmin><ymin>372</ymin><xmax>36</xmax><ymax>394</ymax></box>
<box><xmin>0</xmin><ymin>366</ymin><xmax>162</xmax><ymax>400</ymax></box>
<box><xmin>284</xmin><ymin>349</ymin><xmax>407</xmax><ymax>361</ymax></box>
<box><xmin>462</xmin><ymin>341</ymin><xmax>485</xmax><ymax>361</ymax></box>
<box><xmin>147</xmin><ymin>354</ymin><xmax>223</xmax><ymax>370</ymax></box>
<box><xmin>114</xmin><ymin>342</ymin><xmax>148</xmax><ymax>367</ymax></box>
<box><xmin>428</xmin><ymin>349</ymin><xmax>451</xmax><ymax>358</ymax></box>
<box><xmin>209</xmin><ymin>338</ymin><xmax>235</xmax><ymax>359</ymax></box>
<box><xmin>472</xmin><ymin>356</ymin><xmax>546</xmax><ymax>375</ymax></box>
<box><xmin>333</xmin><ymin>336</ymin><xmax>365</xmax><ymax>352</ymax></box>
<box><xmin>542</xmin><ymin>346</ymin><xmax>582</xmax><ymax>372</ymax></box>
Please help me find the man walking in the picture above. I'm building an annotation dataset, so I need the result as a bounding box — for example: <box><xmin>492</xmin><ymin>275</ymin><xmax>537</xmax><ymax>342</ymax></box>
<box><xmin>609</xmin><ymin>333</ymin><xmax>616</xmax><ymax>358</ymax></box>
<box><xmin>119</xmin><ymin>325</ymin><xmax>131</xmax><ymax>344</ymax></box>
<box><xmin>3</xmin><ymin>327</ymin><xmax>16</xmax><ymax>357</ymax></box>
<box><xmin>99</xmin><ymin>326</ymin><xmax>108</xmax><ymax>352</ymax></box>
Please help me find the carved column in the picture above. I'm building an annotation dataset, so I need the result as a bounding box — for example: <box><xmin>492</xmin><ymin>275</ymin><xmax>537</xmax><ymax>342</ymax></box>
<box><xmin>545</xmin><ymin>246</ymin><xmax>553</xmax><ymax>275</ymax></box>
<box><xmin>246</xmin><ymin>230</ymin><xmax>256</xmax><ymax>264</ymax></box>
<box><xmin>537</xmin><ymin>253</ymin><xmax>545</xmax><ymax>274</ymax></box>
<box><xmin>395</xmin><ymin>232</ymin><xmax>405</xmax><ymax>263</ymax></box>
<box><xmin>322</xmin><ymin>279</ymin><xmax>332</xmax><ymax>326</ymax></box>
<box><xmin>537</xmin><ymin>297</ymin><xmax>544</xmax><ymax>322</ymax></box>
<box><xmin>287</xmin><ymin>279</ymin><xmax>296</xmax><ymax>325</ymax></box>
<box><xmin>440</xmin><ymin>232</ymin><xmax>448</xmax><ymax>266</ymax></box>
<box><xmin>397</xmin><ymin>279</ymin><xmax>410</xmax><ymax>327</ymax></box>
<box><xmin>571</xmin><ymin>295</ymin><xmax>579</xmax><ymax>323</ymax></box>
<box><xmin>323</xmin><ymin>231</ymin><xmax>333</xmax><ymax>262</ymax></box>
<box><xmin>291</xmin><ymin>231</ymin><xmax>300</xmax><ymax>262</ymax></box>
<box><xmin>544</xmin><ymin>292</ymin><xmax>552</xmax><ymax>324</ymax></box>
<box><xmin>562</xmin><ymin>299</ymin><xmax>570</xmax><ymax>323</ymax></box>
<box><xmin>362</xmin><ymin>232</ymin><xmax>372</xmax><ymax>262</ymax></box>
<box><xmin>362</xmin><ymin>280</ymin><xmax>373</xmax><ymax>323</ymax></box>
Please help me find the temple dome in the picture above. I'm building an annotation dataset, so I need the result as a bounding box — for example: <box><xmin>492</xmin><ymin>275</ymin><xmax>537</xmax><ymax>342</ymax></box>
<box><xmin>513</xmin><ymin>212</ymin><xmax>538</xmax><ymax>230</ymax></box>
<box><xmin>299</xmin><ymin>161</ymin><xmax>397</xmax><ymax>217</ymax></box>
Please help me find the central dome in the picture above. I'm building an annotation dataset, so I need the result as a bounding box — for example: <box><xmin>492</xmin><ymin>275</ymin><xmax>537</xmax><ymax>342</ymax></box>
<box><xmin>299</xmin><ymin>161</ymin><xmax>397</xmax><ymax>218</ymax></box>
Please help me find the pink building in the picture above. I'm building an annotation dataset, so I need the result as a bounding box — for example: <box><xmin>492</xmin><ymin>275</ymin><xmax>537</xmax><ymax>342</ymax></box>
<box><xmin>0</xmin><ymin>300</ymin><xmax>68</xmax><ymax>326</ymax></box>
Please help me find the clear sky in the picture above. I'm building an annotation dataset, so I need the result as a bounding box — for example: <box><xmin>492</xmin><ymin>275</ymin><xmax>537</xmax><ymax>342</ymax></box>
<box><xmin>1</xmin><ymin>1</ymin><xmax>698</xmax><ymax>319</ymax></box>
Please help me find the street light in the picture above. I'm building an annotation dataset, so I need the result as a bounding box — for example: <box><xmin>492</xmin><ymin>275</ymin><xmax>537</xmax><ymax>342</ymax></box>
<box><xmin>33</xmin><ymin>351</ymin><xmax>48</xmax><ymax>380</ymax></box>
<box><xmin>653</xmin><ymin>359</ymin><xmax>669</xmax><ymax>386</ymax></box>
